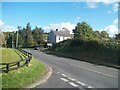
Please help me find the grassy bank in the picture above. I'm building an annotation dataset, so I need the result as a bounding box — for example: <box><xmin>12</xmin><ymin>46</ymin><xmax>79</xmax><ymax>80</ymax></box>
<box><xmin>48</xmin><ymin>39</ymin><xmax>119</xmax><ymax>69</ymax></box>
<box><xmin>1</xmin><ymin>48</ymin><xmax>24</xmax><ymax>63</ymax></box>
<box><xmin>1</xmin><ymin>48</ymin><xmax>47</xmax><ymax>89</ymax></box>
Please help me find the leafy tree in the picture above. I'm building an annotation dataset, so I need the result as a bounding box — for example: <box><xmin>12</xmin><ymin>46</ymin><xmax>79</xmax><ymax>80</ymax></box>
<box><xmin>16</xmin><ymin>26</ymin><xmax>25</xmax><ymax>48</ymax></box>
<box><xmin>32</xmin><ymin>26</ymin><xmax>44</xmax><ymax>46</ymax></box>
<box><xmin>73</xmin><ymin>22</ymin><xmax>94</xmax><ymax>39</ymax></box>
<box><xmin>100</xmin><ymin>31</ymin><xmax>109</xmax><ymax>41</ymax></box>
<box><xmin>101</xmin><ymin>31</ymin><xmax>109</xmax><ymax>38</ymax></box>
<box><xmin>24</xmin><ymin>23</ymin><xmax>34</xmax><ymax>47</ymax></box>
<box><xmin>6</xmin><ymin>32</ymin><xmax>14</xmax><ymax>48</ymax></box>
<box><xmin>3</xmin><ymin>23</ymin><xmax>45</xmax><ymax>48</ymax></box>
<box><xmin>115</xmin><ymin>33</ymin><xmax>120</xmax><ymax>40</ymax></box>
<box><xmin>0</xmin><ymin>30</ymin><xmax>5</xmax><ymax>47</ymax></box>
<box><xmin>94</xmin><ymin>31</ymin><xmax>101</xmax><ymax>38</ymax></box>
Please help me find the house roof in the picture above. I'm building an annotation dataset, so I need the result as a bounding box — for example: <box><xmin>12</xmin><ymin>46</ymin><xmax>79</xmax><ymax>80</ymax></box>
<box><xmin>51</xmin><ymin>30</ymin><xmax>70</xmax><ymax>37</ymax></box>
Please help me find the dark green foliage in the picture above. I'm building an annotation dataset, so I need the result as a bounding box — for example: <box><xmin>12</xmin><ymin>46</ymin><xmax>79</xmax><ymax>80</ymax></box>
<box><xmin>32</xmin><ymin>26</ymin><xmax>45</xmax><ymax>46</ymax></box>
<box><xmin>3</xmin><ymin>23</ymin><xmax>45</xmax><ymax>48</ymax></box>
<box><xmin>49</xmin><ymin>22</ymin><xmax>119</xmax><ymax>67</ymax></box>
<box><xmin>6</xmin><ymin>34</ymin><xmax>12</xmax><ymax>48</ymax></box>
<box><xmin>115</xmin><ymin>33</ymin><xmax>120</xmax><ymax>42</ymax></box>
<box><xmin>24</xmin><ymin>23</ymin><xmax>34</xmax><ymax>47</ymax></box>
<box><xmin>73</xmin><ymin>22</ymin><xmax>94</xmax><ymax>39</ymax></box>
<box><xmin>49</xmin><ymin>38</ymin><xmax>119</xmax><ymax>66</ymax></box>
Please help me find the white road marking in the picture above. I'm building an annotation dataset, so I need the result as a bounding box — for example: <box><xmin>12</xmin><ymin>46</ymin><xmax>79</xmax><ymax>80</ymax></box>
<box><xmin>88</xmin><ymin>86</ymin><xmax>94</xmax><ymax>88</ymax></box>
<box><xmin>61</xmin><ymin>74</ymin><xmax>67</xmax><ymax>77</ymax></box>
<box><xmin>68</xmin><ymin>77</ymin><xmax>76</xmax><ymax>81</ymax></box>
<box><xmin>60</xmin><ymin>78</ymin><xmax>69</xmax><ymax>82</ymax></box>
<box><xmin>60</xmin><ymin>73</ymin><xmax>94</xmax><ymax>88</ymax></box>
<box><xmin>71</xmin><ymin>64</ymin><xmax>116</xmax><ymax>78</ymax></box>
<box><xmin>76</xmin><ymin>80</ymin><xmax>86</xmax><ymax>86</ymax></box>
<box><xmin>57</xmin><ymin>72</ymin><xmax>60</xmax><ymax>74</ymax></box>
<box><xmin>69</xmin><ymin>82</ymin><xmax>78</xmax><ymax>87</ymax></box>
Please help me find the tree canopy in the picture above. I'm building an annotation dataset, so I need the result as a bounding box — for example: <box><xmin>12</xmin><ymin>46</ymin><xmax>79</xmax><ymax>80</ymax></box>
<box><xmin>3</xmin><ymin>23</ymin><xmax>46</xmax><ymax>48</ymax></box>
<box><xmin>0</xmin><ymin>30</ymin><xmax>5</xmax><ymax>47</ymax></box>
<box><xmin>73</xmin><ymin>22</ymin><xmax>94</xmax><ymax>40</ymax></box>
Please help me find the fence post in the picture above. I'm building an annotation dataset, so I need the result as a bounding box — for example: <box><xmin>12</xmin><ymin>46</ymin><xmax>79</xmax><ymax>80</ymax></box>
<box><xmin>26</xmin><ymin>59</ymin><xmax>29</xmax><ymax>67</ymax></box>
<box><xmin>6</xmin><ymin>64</ymin><xmax>9</xmax><ymax>73</ymax></box>
<box><xmin>17</xmin><ymin>62</ymin><xmax>20</xmax><ymax>68</ymax></box>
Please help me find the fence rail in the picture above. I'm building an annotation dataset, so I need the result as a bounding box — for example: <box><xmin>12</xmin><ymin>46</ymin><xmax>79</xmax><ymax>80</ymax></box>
<box><xmin>0</xmin><ymin>49</ymin><xmax>32</xmax><ymax>73</ymax></box>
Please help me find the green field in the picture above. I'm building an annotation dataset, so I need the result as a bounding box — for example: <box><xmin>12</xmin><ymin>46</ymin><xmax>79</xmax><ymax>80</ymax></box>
<box><xmin>1</xmin><ymin>48</ymin><xmax>47</xmax><ymax>88</ymax></box>
<box><xmin>1</xmin><ymin>48</ymin><xmax>27</xmax><ymax>63</ymax></box>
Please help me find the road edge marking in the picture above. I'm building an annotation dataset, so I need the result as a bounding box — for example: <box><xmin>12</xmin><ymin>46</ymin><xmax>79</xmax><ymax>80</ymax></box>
<box><xmin>71</xmin><ymin>64</ymin><xmax>116</xmax><ymax>78</ymax></box>
<box><xmin>68</xmin><ymin>82</ymin><xmax>78</xmax><ymax>87</ymax></box>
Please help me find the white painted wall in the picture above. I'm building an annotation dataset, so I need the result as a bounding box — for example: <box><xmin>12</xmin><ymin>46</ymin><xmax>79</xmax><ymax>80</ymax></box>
<box><xmin>48</xmin><ymin>32</ymin><xmax>56</xmax><ymax>44</ymax></box>
<box><xmin>56</xmin><ymin>36</ymin><xmax>70</xmax><ymax>43</ymax></box>
<box><xmin>48</xmin><ymin>31</ymin><xmax>71</xmax><ymax>44</ymax></box>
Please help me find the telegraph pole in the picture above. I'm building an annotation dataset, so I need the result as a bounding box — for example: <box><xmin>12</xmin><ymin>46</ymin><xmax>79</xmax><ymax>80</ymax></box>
<box><xmin>16</xmin><ymin>29</ymin><xmax>19</xmax><ymax>48</ymax></box>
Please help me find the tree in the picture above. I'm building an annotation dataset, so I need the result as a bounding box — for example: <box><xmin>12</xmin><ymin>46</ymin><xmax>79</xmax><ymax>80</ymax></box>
<box><xmin>101</xmin><ymin>31</ymin><xmax>109</xmax><ymax>38</ymax></box>
<box><xmin>73</xmin><ymin>22</ymin><xmax>94</xmax><ymax>39</ymax></box>
<box><xmin>24</xmin><ymin>23</ymin><xmax>34</xmax><ymax>47</ymax></box>
<box><xmin>0</xmin><ymin>30</ymin><xmax>5</xmax><ymax>47</ymax></box>
<box><xmin>32</xmin><ymin>26</ymin><xmax>44</xmax><ymax>46</ymax></box>
<box><xmin>16</xmin><ymin>26</ymin><xmax>25</xmax><ymax>48</ymax></box>
<box><xmin>94</xmin><ymin>31</ymin><xmax>101</xmax><ymax>38</ymax></box>
<box><xmin>115</xmin><ymin>33</ymin><xmax>120</xmax><ymax>41</ymax></box>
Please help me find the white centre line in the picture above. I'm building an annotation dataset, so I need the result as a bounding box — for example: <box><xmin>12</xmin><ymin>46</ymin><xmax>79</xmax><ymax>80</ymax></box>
<box><xmin>61</xmin><ymin>74</ymin><xmax>67</xmax><ymax>77</ymax></box>
<box><xmin>71</xmin><ymin>64</ymin><xmax>116</xmax><ymax>78</ymax></box>
<box><xmin>76</xmin><ymin>80</ymin><xmax>86</xmax><ymax>86</ymax></box>
<box><xmin>60</xmin><ymin>78</ymin><xmax>69</xmax><ymax>82</ymax></box>
<box><xmin>69</xmin><ymin>82</ymin><xmax>78</xmax><ymax>87</ymax></box>
<box><xmin>88</xmin><ymin>86</ymin><xmax>94</xmax><ymax>88</ymax></box>
<box><xmin>57</xmin><ymin>72</ymin><xmax>60</xmax><ymax>74</ymax></box>
<box><xmin>68</xmin><ymin>77</ymin><xmax>76</xmax><ymax>81</ymax></box>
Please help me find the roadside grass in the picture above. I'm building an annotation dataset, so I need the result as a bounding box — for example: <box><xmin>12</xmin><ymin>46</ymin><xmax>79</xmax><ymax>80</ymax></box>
<box><xmin>1</xmin><ymin>48</ymin><xmax>47</xmax><ymax>89</ymax></box>
<box><xmin>1</xmin><ymin>48</ymin><xmax>28</xmax><ymax>69</ymax></box>
<box><xmin>1</xmin><ymin>48</ymin><xmax>26</xmax><ymax>63</ymax></box>
<box><xmin>2</xmin><ymin>57</ymin><xmax>47</xmax><ymax>88</ymax></box>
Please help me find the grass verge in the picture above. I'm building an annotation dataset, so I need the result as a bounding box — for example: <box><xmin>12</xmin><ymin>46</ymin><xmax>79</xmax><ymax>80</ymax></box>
<box><xmin>1</xmin><ymin>48</ymin><xmax>26</xmax><ymax>63</ymax></box>
<box><xmin>2</xmin><ymin>53</ymin><xmax>47</xmax><ymax>88</ymax></box>
<box><xmin>2</xmin><ymin>57</ymin><xmax>47</xmax><ymax>88</ymax></box>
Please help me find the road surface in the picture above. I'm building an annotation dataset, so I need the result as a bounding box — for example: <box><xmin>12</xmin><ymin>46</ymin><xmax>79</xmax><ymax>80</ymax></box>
<box><xmin>26</xmin><ymin>49</ymin><xmax>119</xmax><ymax>89</ymax></box>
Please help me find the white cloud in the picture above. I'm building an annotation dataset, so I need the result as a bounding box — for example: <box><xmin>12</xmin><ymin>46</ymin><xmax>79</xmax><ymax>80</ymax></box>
<box><xmin>113</xmin><ymin>18</ymin><xmax>118</xmax><ymax>24</ymax></box>
<box><xmin>113</xmin><ymin>3</ymin><xmax>118</xmax><ymax>12</ymax></box>
<box><xmin>2</xmin><ymin>25</ymin><xmax>17</xmax><ymax>32</ymax></box>
<box><xmin>98</xmin><ymin>19</ymin><xmax>118</xmax><ymax>37</ymax></box>
<box><xmin>107</xmin><ymin>10</ymin><xmax>112</xmax><ymax>14</ymax></box>
<box><xmin>0</xmin><ymin>20</ymin><xmax>4</xmax><ymax>29</ymax></box>
<box><xmin>0</xmin><ymin>20</ymin><xmax>17</xmax><ymax>32</ymax></box>
<box><xmin>104</xmin><ymin>25</ymin><xmax>118</xmax><ymax>37</ymax></box>
<box><xmin>86</xmin><ymin>0</ymin><xmax>118</xmax><ymax>9</ymax></box>
<box><xmin>86</xmin><ymin>0</ymin><xmax>118</xmax><ymax>4</ymax></box>
<box><xmin>43</xmin><ymin>22</ymin><xmax>75</xmax><ymax>34</ymax></box>
<box><xmin>76</xmin><ymin>16</ymin><xmax>80</xmax><ymax>20</ymax></box>
<box><xmin>86</xmin><ymin>2</ymin><xmax>98</xmax><ymax>8</ymax></box>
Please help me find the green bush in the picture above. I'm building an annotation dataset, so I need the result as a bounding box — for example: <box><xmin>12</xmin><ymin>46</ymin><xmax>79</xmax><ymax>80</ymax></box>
<box><xmin>49</xmin><ymin>39</ymin><xmax>119</xmax><ymax>66</ymax></box>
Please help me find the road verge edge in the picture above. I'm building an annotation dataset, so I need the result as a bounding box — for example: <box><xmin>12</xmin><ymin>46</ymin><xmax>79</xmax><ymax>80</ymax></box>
<box><xmin>25</xmin><ymin>65</ymin><xmax>52</xmax><ymax>88</ymax></box>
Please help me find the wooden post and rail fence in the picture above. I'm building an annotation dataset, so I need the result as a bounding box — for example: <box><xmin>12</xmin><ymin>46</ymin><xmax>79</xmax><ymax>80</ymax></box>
<box><xmin>0</xmin><ymin>49</ymin><xmax>32</xmax><ymax>73</ymax></box>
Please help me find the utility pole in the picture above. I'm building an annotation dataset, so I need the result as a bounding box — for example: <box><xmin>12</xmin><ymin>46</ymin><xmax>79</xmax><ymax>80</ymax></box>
<box><xmin>11</xmin><ymin>33</ymin><xmax>14</xmax><ymax>48</ymax></box>
<box><xmin>16</xmin><ymin>29</ymin><xmax>19</xmax><ymax>48</ymax></box>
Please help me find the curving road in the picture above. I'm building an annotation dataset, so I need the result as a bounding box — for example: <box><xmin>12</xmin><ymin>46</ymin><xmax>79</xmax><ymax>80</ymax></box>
<box><xmin>26</xmin><ymin>49</ymin><xmax>119</xmax><ymax>89</ymax></box>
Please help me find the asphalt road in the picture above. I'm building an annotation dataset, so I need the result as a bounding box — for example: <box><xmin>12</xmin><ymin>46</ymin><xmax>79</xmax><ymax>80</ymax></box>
<box><xmin>26</xmin><ymin>49</ymin><xmax>119</xmax><ymax>89</ymax></box>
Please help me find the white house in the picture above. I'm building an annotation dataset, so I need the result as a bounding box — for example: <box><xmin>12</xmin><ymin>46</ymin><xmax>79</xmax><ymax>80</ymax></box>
<box><xmin>48</xmin><ymin>29</ymin><xmax>73</xmax><ymax>44</ymax></box>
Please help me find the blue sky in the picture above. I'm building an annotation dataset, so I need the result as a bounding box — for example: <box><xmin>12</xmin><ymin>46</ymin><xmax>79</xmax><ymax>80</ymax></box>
<box><xmin>0</xmin><ymin>1</ymin><xmax>119</xmax><ymax>36</ymax></box>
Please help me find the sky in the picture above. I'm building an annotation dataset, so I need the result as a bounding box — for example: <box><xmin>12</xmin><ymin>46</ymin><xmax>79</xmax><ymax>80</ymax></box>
<box><xmin>0</xmin><ymin>0</ymin><xmax>119</xmax><ymax>37</ymax></box>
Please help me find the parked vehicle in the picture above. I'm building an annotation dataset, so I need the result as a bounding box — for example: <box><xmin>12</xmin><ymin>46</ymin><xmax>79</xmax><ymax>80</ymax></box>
<box><xmin>34</xmin><ymin>46</ymin><xmax>44</xmax><ymax>51</ymax></box>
